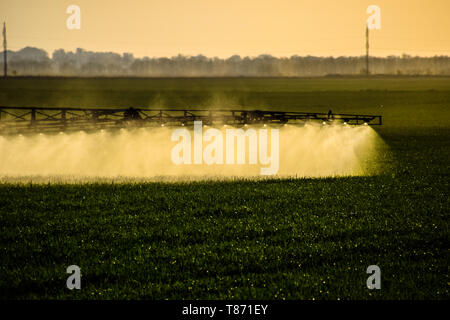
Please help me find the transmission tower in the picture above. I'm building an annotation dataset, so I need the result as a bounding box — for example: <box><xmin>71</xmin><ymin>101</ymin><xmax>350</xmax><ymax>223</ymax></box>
<box><xmin>365</xmin><ymin>24</ymin><xmax>369</xmax><ymax>75</ymax></box>
<box><xmin>2</xmin><ymin>22</ymin><xmax>6</xmax><ymax>77</ymax></box>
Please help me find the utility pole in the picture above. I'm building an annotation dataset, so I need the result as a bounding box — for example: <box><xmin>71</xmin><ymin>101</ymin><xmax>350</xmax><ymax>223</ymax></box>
<box><xmin>365</xmin><ymin>24</ymin><xmax>369</xmax><ymax>75</ymax></box>
<box><xmin>2</xmin><ymin>22</ymin><xmax>6</xmax><ymax>77</ymax></box>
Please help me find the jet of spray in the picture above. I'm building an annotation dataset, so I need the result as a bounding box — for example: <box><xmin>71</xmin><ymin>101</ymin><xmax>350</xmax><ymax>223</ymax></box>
<box><xmin>0</xmin><ymin>124</ymin><xmax>386</xmax><ymax>183</ymax></box>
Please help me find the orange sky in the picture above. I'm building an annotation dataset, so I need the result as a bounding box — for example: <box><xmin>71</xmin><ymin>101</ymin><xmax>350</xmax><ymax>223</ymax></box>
<box><xmin>1</xmin><ymin>0</ymin><xmax>449</xmax><ymax>58</ymax></box>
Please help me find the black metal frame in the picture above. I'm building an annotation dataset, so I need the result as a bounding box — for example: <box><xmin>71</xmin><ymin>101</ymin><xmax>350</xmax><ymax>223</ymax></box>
<box><xmin>0</xmin><ymin>106</ymin><xmax>382</xmax><ymax>133</ymax></box>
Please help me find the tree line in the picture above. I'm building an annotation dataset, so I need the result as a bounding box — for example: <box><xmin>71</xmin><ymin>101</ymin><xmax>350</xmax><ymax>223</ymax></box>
<box><xmin>1</xmin><ymin>47</ymin><xmax>449</xmax><ymax>77</ymax></box>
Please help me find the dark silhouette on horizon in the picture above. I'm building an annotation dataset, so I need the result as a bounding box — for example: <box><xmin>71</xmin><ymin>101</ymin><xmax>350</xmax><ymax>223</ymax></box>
<box><xmin>1</xmin><ymin>47</ymin><xmax>449</xmax><ymax>77</ymax></box>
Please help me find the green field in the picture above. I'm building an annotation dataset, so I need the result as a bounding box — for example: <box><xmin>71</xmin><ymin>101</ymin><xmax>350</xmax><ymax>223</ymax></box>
<box><xmin>0</xmin><ymin>77</ymin><xmax>449</xmax><ymax>299</ymax></box>
<box><xmin>1</xmin><ymin>77</ymin><xmax>450</xmax><ymax>128</ymax></box>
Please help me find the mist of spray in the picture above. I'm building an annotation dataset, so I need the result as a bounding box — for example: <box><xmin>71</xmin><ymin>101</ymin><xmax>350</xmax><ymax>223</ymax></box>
<box><xmin>0</xmin><ymin>124</ymin><xmax>386</xmax><ymax>183</ymax></box>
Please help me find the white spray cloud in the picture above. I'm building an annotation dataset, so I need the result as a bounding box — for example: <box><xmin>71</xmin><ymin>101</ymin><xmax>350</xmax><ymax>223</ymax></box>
<box><xmin>0</xmin><ymin>124</ymin><xmax>385</xmax><ymax>182</ymax></box>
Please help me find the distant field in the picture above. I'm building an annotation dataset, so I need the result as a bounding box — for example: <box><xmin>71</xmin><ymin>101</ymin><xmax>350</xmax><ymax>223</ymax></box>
<box><xmin>1</xmin><ymin>76</ymin><xmax>449</xmax><ymax>127</ymax></box>
<box><xmin>0</xmin><ymin>77</ymin><xmax>448</xmax><ymax>299</ymax></box>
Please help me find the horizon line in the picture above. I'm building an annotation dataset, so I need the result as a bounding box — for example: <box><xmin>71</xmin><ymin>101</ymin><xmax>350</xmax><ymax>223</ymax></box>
<box><xmin>4</xmin><ymin>46</ymin><xmax>450</xmax><ymax>60</ymax></box>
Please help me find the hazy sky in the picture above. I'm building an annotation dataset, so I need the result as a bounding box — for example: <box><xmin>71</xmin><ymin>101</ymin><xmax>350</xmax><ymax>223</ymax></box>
<box><xmin>1</xmin><ymin>0</ymin><xmax>449</xmax><ymax>58</ymax></box>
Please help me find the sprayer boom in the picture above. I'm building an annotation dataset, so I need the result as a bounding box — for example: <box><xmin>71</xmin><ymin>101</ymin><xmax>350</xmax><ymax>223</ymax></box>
<box><xmin>0</xmin><ymin>106</ymin><xmax>382</xmax><ymax>134</ymax></box>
